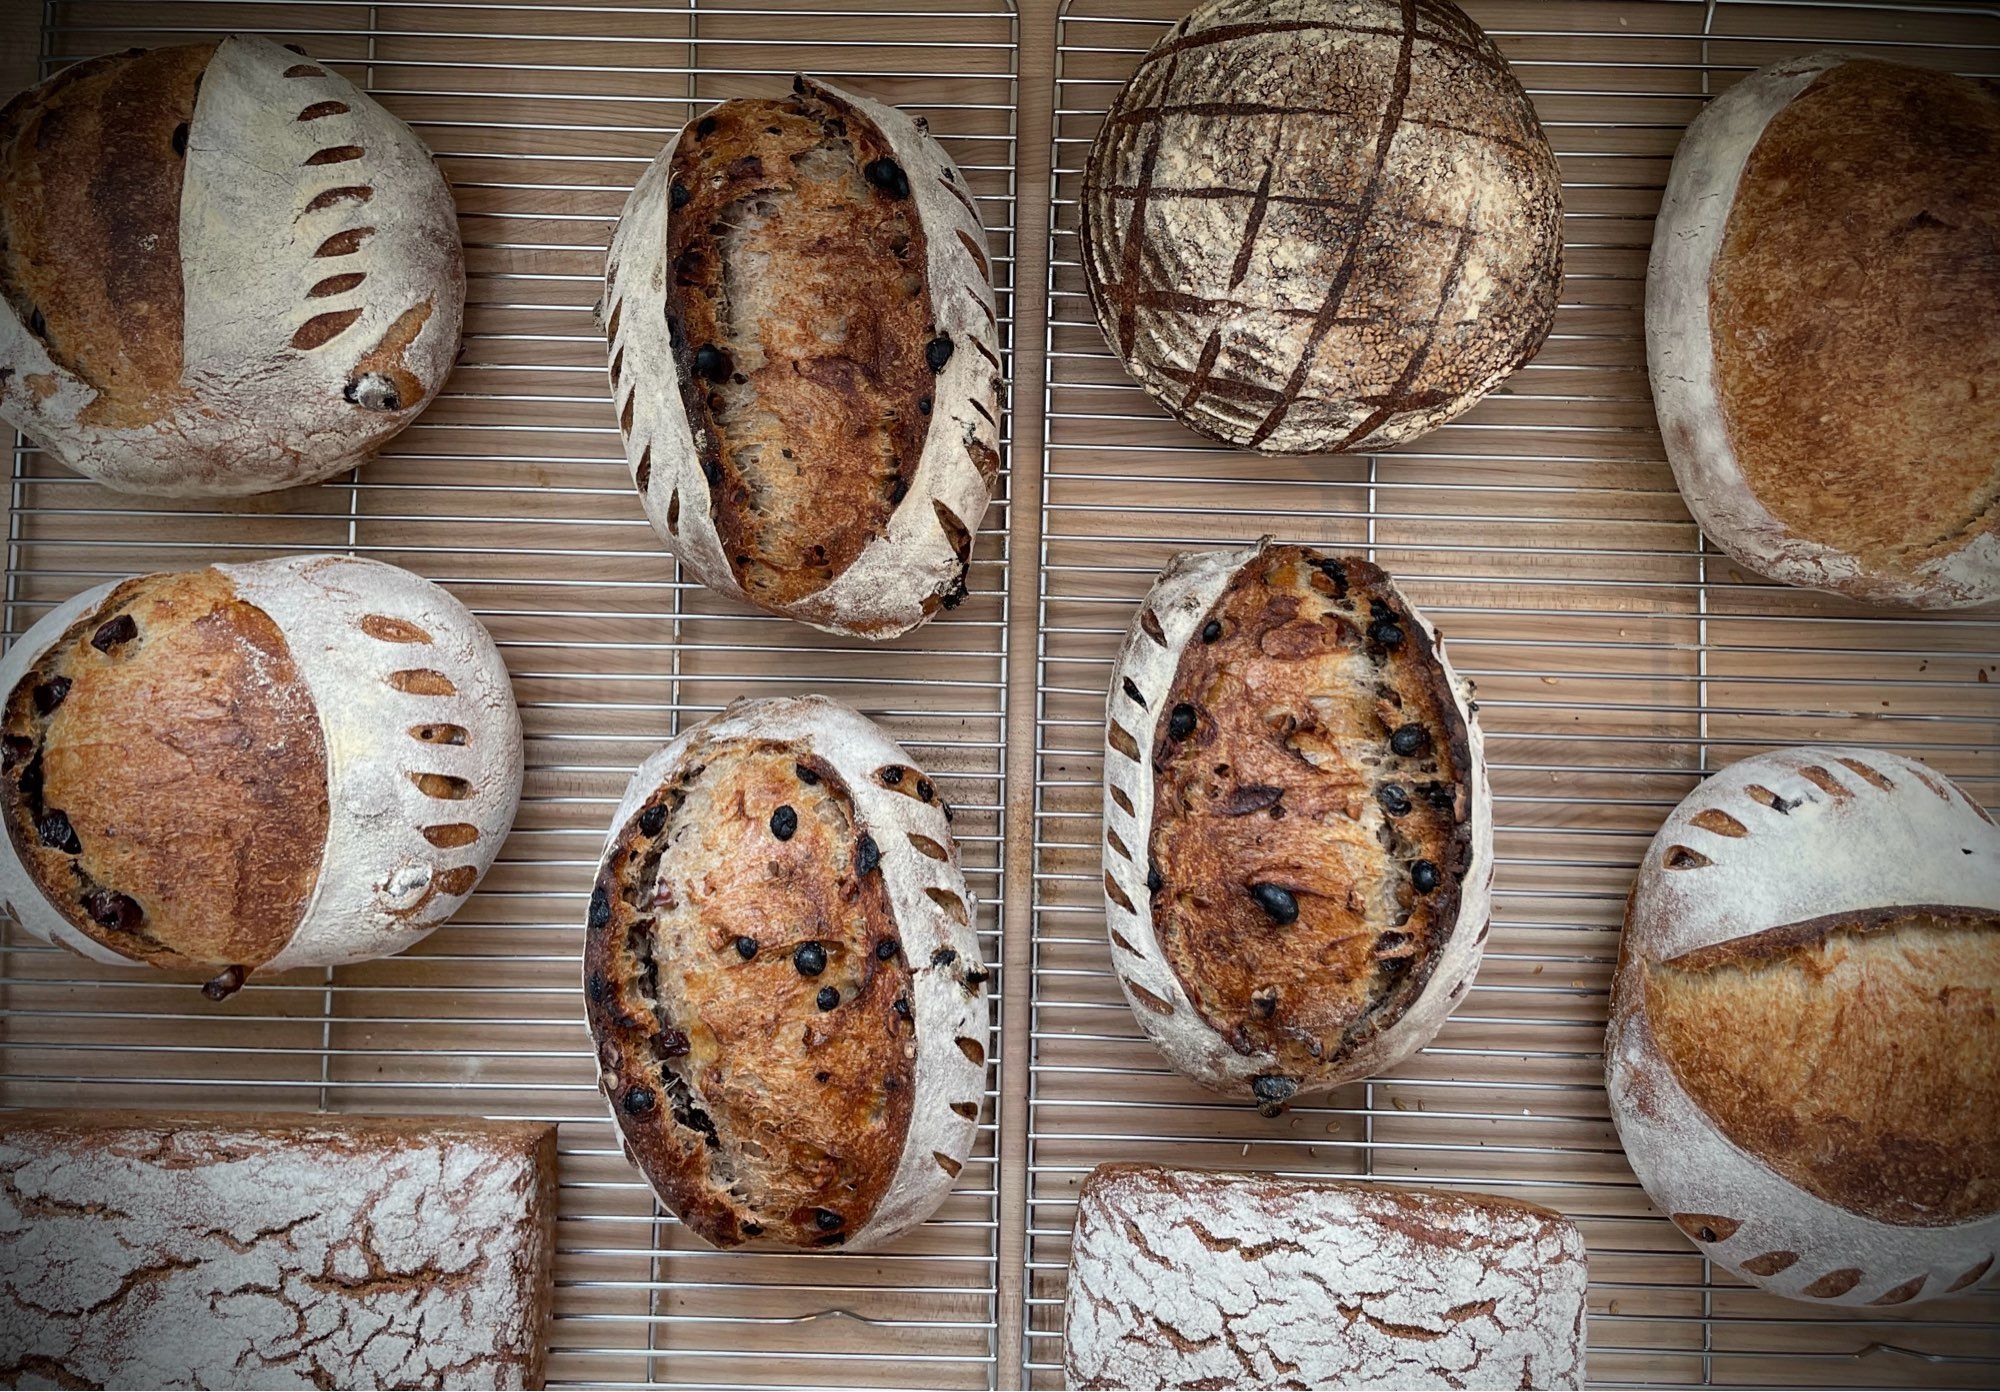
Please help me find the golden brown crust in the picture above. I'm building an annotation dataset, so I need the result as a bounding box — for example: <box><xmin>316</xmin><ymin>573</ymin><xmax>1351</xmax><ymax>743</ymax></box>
<box><xmin>0</xmin><ymin>44</ymin><xmax>215</xmax><ymax>429</ymax></box>
<box><xmin>1645</xmin><ymin>905</ymin><xmax>1999</xmax><ymax>1227</ymax></box>
<box><xmin>664</xmin><ymin>85</ymin><xmax>933</xmax><ymax>611</ymax></box>
<box><xmin>0</xmin><ymin>570</ymin><xmax>328</xmax><ymax>971</ymax></box>
<box><xmin>585</xmin><ymin>738</ymin><xmax>916</xmax><ymax>1249</ymax></box>
<box><xmin>1710</xmin><ymin>60</ymin><xmax>2000</xmax><ymax>571</ymax></box>
<box><xmin>1147</xmin><ymin>546</ymin><xmax>1474</xmax><ymax>1083</ymax></box>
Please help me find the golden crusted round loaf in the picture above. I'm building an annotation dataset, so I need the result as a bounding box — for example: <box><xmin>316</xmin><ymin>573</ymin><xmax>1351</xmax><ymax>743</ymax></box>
<box><xmin>1081</xmin><ymin>0</ymin><xmax>1563</xmax><ymax>454</ymax></box>
<box><xmin>0</xmin><ymin>37</ymin><xmax>464</xmax><ymax>495</ymax></box>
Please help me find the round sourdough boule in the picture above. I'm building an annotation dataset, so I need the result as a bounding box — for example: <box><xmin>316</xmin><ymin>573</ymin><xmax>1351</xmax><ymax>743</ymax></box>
<box><xmin>1080</xmin><ymin>0</ymin><xmax>1563</xmax><ymax>454</ymax></box>
<box><xmin>0</xmin><ymin>36</ymin><xmax>464</xmax><ymax>496</ymax></box>
<box><xmin>602</xmin><ymin>76</ymin><xmax>1001</xmax><ymax>639</ymax></box>
<box><xmin>583</xmin><ymin>695</ymin><xmax>989</xmax><ymax>1250</ymax></box>
<box><xmin>1607</xmin><ymin>747</ymin><xmax>2000</xmax><ymax>1306</ymax></box>
<box><xmin>1102</xmin><ymin>541</ymin><xmax>1492</xmax><ymax>1112</ymax></box>
<box><xmin>1647</xmin><ymin>53</ymin><xmax>2000</xmax><ymax>609</ymax></box>
<box><xmin>0</xmin><ymin>555</ymin><xmax>522</xmax><ymax>994</ymax></box>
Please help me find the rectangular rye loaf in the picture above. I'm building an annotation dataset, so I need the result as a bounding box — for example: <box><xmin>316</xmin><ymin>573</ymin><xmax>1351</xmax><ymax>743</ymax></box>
<box><xmin>0</xmin><ymin>1111</ymin><xmax>557</xmax><ymax>1389</ymax></box>
<box><xmin>1063</xmin><ymin>1163</ymin><xmax>1588</xmax><ymax>1390</ymax></box>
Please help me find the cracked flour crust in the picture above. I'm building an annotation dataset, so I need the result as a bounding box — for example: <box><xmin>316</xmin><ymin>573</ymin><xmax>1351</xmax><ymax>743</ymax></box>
<box><xmin>0</xmin><ymin>1112</ymin><xmax>556</xmax><ymax>1389</ymax></box>
<box><xmin>1062</xmin><ymin>1164</ymin><xmax>1586</xmax><ymax>1390</ymax></box>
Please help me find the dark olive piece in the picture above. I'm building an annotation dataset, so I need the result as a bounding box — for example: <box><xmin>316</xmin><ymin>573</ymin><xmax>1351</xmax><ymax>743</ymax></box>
<box><xmin>1377</xmin><ymin>783</ymin><xmax>1412</xmax><ymax>817</ymax></box>
<box><xmin>735</xmin><ymin>936</ymin><xmax>758</xmax><ymax>960</ymax></box>
<box><xmin>694</xmin><ymin>343</ymin><xmax>731</xmax><ymax>384</ymax></box>
<box><xmin>31</xmin><ymin>677</ymin><xmax>70</xmax><ymax>715</ymax></box>
<box><xmin>26</xmin><ymin>306</ymin><xmax>45</xmax><ymax>340</ymax></box>
<box><xmin>1146</xmin><ymin>866</ymin><xmax>1163</xmax><ymax>894</ymax></box>
<box><xmin>889</xmin><ymin>478</ymin><xmax>909</xmax><ymax>505</ymax></box>
<box><xmin>916</xmin><ymin>778</ymin><xmax>934</xmax><ymax>802</ymax></box>
<box><xmin>695</xmin><ymin>115</ymin><xmax>717</xmax><ymax>138</ymax></box>
<box><xmin>659</xmin><ymin>1028</ymin><xmax>692</xmax><ymax>1058</ymax></box>
<box><xmin>1249</xmin><ymin>882</ymin><xmax>1298</xmax><ymax>925</ymax></box>
<box><xmin>670</xmin><ymin>181</ymin><xmax>691</xmax><ymax>209</ymax></box>
<box><xmin>795</xmin><ymin>762</ymin><xmax>820</xmax><ymax>785</ymax></box>
<box><xmin>963</xmin><ymin>965</ymin><xmax>989</xmax><ymax>989</ymax></box>
<box><xmin>863</xmin><ymin>157</ymin><xmax>910</xmax><ymax>198</ymax></box>
<box><xmin>918</xmin><ymin>395</ymin><xmax>933</xmax><ymax>416</ymax></box>
<box><xmin>1390</xmin><ymin>724</ymin><xmax>1428</xmax><ymax>757</ymax></box>
<box><xmin>816</xmin><ymin>985</ymin><xmax>840</xmax><ymax>1011</ymax></box>
<box><xmin>813</xmin><ymin>1207</ymin><xmax>844</xmax><ymax>1230</ymax></box>
<box><xmin>701</xmin><ymin>455</ymin><xmax>722</xmax><ymax>486</ymax></box>
<box><xmin>201</xmin><ymin>965</ymin><xmax>246</xmax><ymax>1001</ymax></box>
<box><xmin>1411</xmin><ymin>859</ymin><xmax>1442</xmax><ymax>893</ymax></box>
<box><xmin>1369</xmin><ymin>620</ymin><xmax>1405</xmax><ymax>649</ymax></box>
<box><xmin>741</xmin><ymin>1221</ymin><xmax>764</xmax><ymax>1237</ymax></box>
<box><xmin>893</xmin><ymin>995</ymin><xmax>912</xmax><ymax>1020</ymax></box>
<box><xmin>82</xmin><ymin>888</ymin><xmax>142</xmax><ymax>932</ymax></box>
<box><xmin>1317</xmin><ymin>558</ymin><xmax>1348</xmax><ymax>598</ymax></box>
<box><xmin>1167</xmin><ymin>703</ymin><xmax>1197</xmax><ymax>740</ymax></box>
<box><xmin>881</xmin><ymin>766</ymin><xmax>904</xmax><ymax>785</ymax></box>
<box><xmin>1251</xmin><ymin>1074</ymin><xmax>1297</xmax><ymax>1116</ymax></box>
<box><xmin>855</xmin><ymin>834</ymin><xmax>880</xmax><ymax>876</ymax></box>
<box><xmin>1250</xmin><ymin>985</ymin><xmax>1277</xmax><ymax>1018</ymax></box>
<box><xmin>925</xmin><ymin>335</ymin><xmax>954</xmax><ymax>373</ymax></box>
<box><xmin>622</xmin><ymin>1086</ymin><xmax>658</xmax><ymax>1116</ymax></box>
<box><xmin>793</xmin><ymin>941</ymin><xmax>827</xmax><ymax>977</ymax></box>
<box><xmin>587</xmin><ymin>886</ymin><xmax>612</xmax><ymax>930</ymax></box>
<box><xmin>638</xmin><ymin>803</ymin><xmax>668</xmax><ymax>837</ymax></box>
<box><xmin>90</xmin><ymin>614</ymin><xmax>138</xmax><ymax>653</ymax></box>
<box><xmin>36</xmin><ymin>811</ymin><xmax>79</xmax><ymax>854</ymax></box>
<box><xmin>1200</xmin><ymin>619</ymin><xmax>1222</xmax><ymax>643</ymax></box>
<box><xmin>171</xmin><ymin>122</ymin><xmax>189</xmax><ymax>157</ymax></box>
<box><xmin>931</xmin><ymin>947</ymin><xmax>957</xmax><ymax>967</ymax></box>
<box><xmin>876</xmin><ymin>938</ymin><xmax>899</xmax><ymax>961</ymax></box>
<box><xmin>770</xmin><ymin>804</ymin><xmax>798</xmax><ymax>840</ymax></box>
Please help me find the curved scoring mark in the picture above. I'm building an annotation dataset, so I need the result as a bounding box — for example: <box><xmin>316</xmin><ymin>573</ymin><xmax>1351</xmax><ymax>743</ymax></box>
<box><xmin>411</xmin><ymin>771</ymin><xmax>474</xmax><ymax>800</ymax></box>
<box><xmin>310</xmin><ymin>272</ymin><xmax>366</xmax><ymax>298</ymax></box>
<box><xmin>1835</xmin><ymin>756</ymin><xmax>1894</xmax><ymax>792</ymax></box>
<box><xmin>297</xmin><ymin>100</ymin><xmax>350</xmax><ymax>121</ymax></box>
<box><xmin>1125</xmin><ymin>978</ymin><xmax>1175</xmax><ymax>1015</ymax></box>
<box><xmin>635</xmin><ymin>445</ymin><xmax>654</xmax><ymax>495</ymax></box>
<box><xmin>934</xmin><ymin>499</ymin><xmax>973</xmax><ymax>565</ymax></box>
<box><xmin>361</xmin><ymin>614</ymin><xmax>434</xmax><ymax>644</ymax></box>
<box><xmin>924</xmin><ymin>886</ymin><xmax>968</xmax><ymax>926</ymax></box>
<box><xmin>955</xmin><ymin>1036</ymin><xmax>984</xmax><ymax>1066</ymax></box>
<box><xmin>283</xmin><ymin>63</ymin><xmax>326</xmax><ymax>78</ymax></box>
<box><xmin>422</xmin><ymin>823</ymin><xmax>480</xmax><ymax>849</ymax></box>
<box><xmin>1802</xmin><ymin>1268</ymin><xmax>1863</xmax><ymax>1300</ymax></box>
<box><xmin>1744</xmin><ymin>784</ymin><xmax>1800</xmax><ymax>816</ymax></box>
<box><xmin>1107</xmin><ymin>721</ymin><xmax>1141</xmax><ymax>762</ymax></box>
<box><xmin>1138</xmin><ymin>608</ymin><xmax>1168</xmax><ymax>647</ymax></box>
<box><xmin>609</xmin><ymin>348</ymin><xmax>625</xmax><ymax>390</ymax></box>
<box><xmin>1663</xmin><ymin>845</ymin><xmax>1712</xmax><ymax>870</ymax></box>
<box><xmin>665</xmin><ymin>487</ymin><xmax>679</xmax><ymax>531</ymax></box>
<box><xmin>1798</xmin><ymin>765</ymin><xmax>1850</xmax><ymax>801</ymax></box>
<box><xmin>304</xmin><ymin>185</ymin><xmax>374</xmax><ymax>214</ymax></box>
<box><xmin>1868</xmin><ymin>1276</ymin><xmax>1927</xmax><ymax>1306</ymax></box>
<box><xmin>953</xmin><ymin>228</ymin><xmax>990</xmax><ymax>279</ymax></box>
<box><xmin>1109</xmin><ymin>784</ymin><xmax>1135</xmax><ymax>816</ymax></box>
<box><xmin>1948</xmin><ymin>1255</ymin><xmax>1994</xmax><ymax>1292</ymax></box>
<box><xmin>1671</xmin><ymin>1213</ymin><xmax>1742</xmax><ymax>1245</ymax></box>
<box><xmin>949</xmin><ymin>1100</ymin><xmax>979</xmax><ymax>1121</ymax></box>
<box><xmin>305</xmin><ymin>144</ymin><xmax>365</xmax><ymax>166</ymax></box>
<box><xmin>907</xmin><ymin>833</ymin><xmax>949</xmax><ymax>861</ymax></box>
<box><xmin>1741</xmin><ymin>1250</ymin><xmax>1799</xmax><ymax>1277</ymax></box>
<box><xmin>389</xmin><ymin>669</ymin><xmax>458</xmax><ymax>696</ymax></box>
<box><xmin>410</xmin><ymin>722</ymin><xmax>468</xmax><ymax>746</ymax></box>
<box><xmin>437</xmin><ymin>865</ymin><xmax>479</xmax><ymax>896</ymax></box>
<box><xmin>932</xmin><ymin>1151</ymin><xmax>963</xmax><ymax>1178</ymax></box>
<box><xmin>1104</xmin><ymin>872</ymin><xmax>1135</xmax><ymax>913</ymax></box>
<box><xmin>292</xmin><ymin>308</ymin><xmax>363</xmax><ymax>350</ymax></box>
<box><xmin>1120</xmin><ymin>676</ymin><xmax>1148</xmax><ymax>710</ymax></box>
<box><xmin>1690</xmin><ymin>808</ymin><xmax>1747</xmax><ymax>838</ymax></box>
<box><xmin>1105</xmin><ymin>827</ymin><xmax>1132</xmax><ymax>861</ymax></box>
<box><xmin>315</xmin><ymin>227</ymin><xmax>375</xmax><ymax>258</ymax></box>
<box><xmin>620</xmin><ymin>392</ymin><xmax>635</xmax><ymax>435</ymax></box>
<box><xmin>605</xmin><ymin>300</ymin><xmax>623</xmax><ymax>343</ymax></box>
<box><xmin>1109</xmin><ymin>928</ymin><xmax>1139</xmax><ymax>956</ymax></box>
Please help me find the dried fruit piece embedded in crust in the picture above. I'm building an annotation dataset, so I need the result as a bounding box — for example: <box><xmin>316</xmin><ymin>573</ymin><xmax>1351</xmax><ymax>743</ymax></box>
<box><xmin>667</xmin><ymin>86</ymin><xmax>933</xmax><ymax>612</ymax></box>
<box><xmin>1148</xmin><ymin>546</ymin><xmax>1474</xmax><ymax>1089</ymax></box>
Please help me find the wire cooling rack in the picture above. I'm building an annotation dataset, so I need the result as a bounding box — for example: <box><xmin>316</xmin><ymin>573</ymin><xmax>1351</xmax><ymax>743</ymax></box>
<box><xmin>0</xmin><ymin>1</ymin><xmax>1016</xmax><ymax>1387</ymax></box>
<box><xmin>1026</xmin><ymin>1</ymin><xmax>2000</xmax><ymax>1388</ymax></box>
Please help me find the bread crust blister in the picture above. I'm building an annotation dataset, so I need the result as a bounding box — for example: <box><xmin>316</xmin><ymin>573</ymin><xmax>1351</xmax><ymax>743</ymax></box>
<box><xmin>0</xmin><ymin>555</ymin><xmax>522</xmax><ymax>989</ymax></box>
<box><xmin>0</xmin><ymin>36</ymin><xmax>464</xmax><ymax>496</ymax></box>
<box><xmin>1607</xmin><ymin>746</ymin><xmax>2000</xmax><ymax>1305</ymax></box>
<box><xmin>583</xmin><ymin>695</ymin><xmax>988</xmax><ymax>1250</ymax></box>
<box><xmin>1101</xmin><ymin>541</ymin><xmax>1491</xmax><ymax>1110</ymax></box>
<box><xmin>602</xmin><ymin>77</ymin><xmax>1001</xmax><ymax>639</ymax></box>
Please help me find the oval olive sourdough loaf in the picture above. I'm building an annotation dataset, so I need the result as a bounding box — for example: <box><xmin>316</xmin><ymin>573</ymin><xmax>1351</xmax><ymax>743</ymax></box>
<box><xmin>0</xmin><ymin>555</ymin><xmax>521</xmax><ymax>995</ymax></box>
<box><xmin>1647</xmin><ymin>54</ymin><xmax>2000</xmax><ymax>608</ymax></box>
<box><xmin>584</xmin><ymin>696</ymin><xmax>989</xmax><ymax>1250</ymax></box>
<box><xmin>601</xmin><ymin>77</ymin><xmax>1002</xmax><ymax>638</ymax></box>
<box><xmin>0</xmin><ymin>37</ymin><xmax>464</xmax><ymax>496</ymax></box>
<box><xmin>1607</xmin><ymin>747</ymin><xmax>2000</xmax><ymax>1306</ymax></box>
<box><xmin>1080</xmin><ymin>0</ymin><xmax>1563</xmax><ymax>454</ymax></box>
<box><xmin>1062</xmin><ymin>1163</ymin><xmax>1588</xmax><ymax>1390</ymax></box>
<box><xmin>1103</xmin><ymin>542</ymin><xmax>1491</xmax><ymax>1112</ymax></box>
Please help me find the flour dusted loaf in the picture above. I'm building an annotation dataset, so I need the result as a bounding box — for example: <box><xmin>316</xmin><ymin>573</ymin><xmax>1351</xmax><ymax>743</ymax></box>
<box><xmin>1080</xmin><ymin>0</ymin><xmax>1562</xmax><ymax>454</ymax></box>
<box><xmin>0</xmin><ymin>37</ymin><xmax>464</xmax><ymax>496</ymax></box>
<box><xmin>0</xmin><ymin>1111</ymin><xmax>555</xmax><ymax>1389</ymax></box>
<box><xmin>1607</xmin><ymin>747</ymin><xmax>2000</xmax><ymax>1306</ymax></box>
<box><xmin>1062</xmin><ymin>1163</ymin><xmax>1587</xmax><ymax>1390</ymax></box>
<box><xmin>1103</xmin><ymin>542</ymin><xmax>1491</xmax><ymax>1111</ymax></box>
<box><xmin>602</xmin><ymin>77</ymin><xmax>1001</xmax><ymax>638</ymax></box>
<box><xmin>0</xmin><ymin>554</ymin><xmax>521</xmax><ymax>994</ymax></box>
<box><xmin>1647</xmin><ymin>54</ymin><xmax>2000</xmax><ymax>609</ymax></box>
<box><xmin>584</xmin><ymin>695</ymin><xmax>988</xmax><ymax>1249</ymax></box>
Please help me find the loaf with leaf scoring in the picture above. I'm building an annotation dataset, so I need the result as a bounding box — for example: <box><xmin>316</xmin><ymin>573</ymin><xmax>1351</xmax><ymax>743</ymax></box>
<box><xmin>0</xmin><ymin>555</ymin><xmax>521</xmax><ymax>995</ymax></box>
<box><xmin>1607</xmin><ymin>746</ymin><xmax>2000</xmax><ymax>1306</ymax></box>
<box><xmin>1102</xmin><ymin>542</ymin><xmax>1491</xmax><ymax>1112</ymax></box>
<box><xmin>0</xmin><ymin>36</ymin><xmax>464</xmax><ymax>495</ymax></box>
<box><xmin>602</xmin><ymin>77</ymin><xmax>1001</xmax><ymax>638</ymax></box>
<box><xmin>584</xmin><ymin>695</ymin><xmax>989</xmax><ymax>1250</ymax></box>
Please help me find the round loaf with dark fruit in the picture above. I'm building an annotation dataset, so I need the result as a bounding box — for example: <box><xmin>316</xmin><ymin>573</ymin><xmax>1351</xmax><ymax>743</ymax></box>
<box><xmin>583</xmin><ymin>695</ymin><xmax>989</xmax><ymax>1250</ymax></box>
<box><xmin>1608</xmin><ymin>747</ymin><xmax>2000</xmax><ymax>1306</ymax></box>
<box><xmin>0</xmin><ymin>37</ymin><xmax>463</xmax><ymax>495</ymax></box>
<box><xmin>0</xmin><ymin>555</ymin><xmax>521</xmax><ymax>995</ymax></box>
<box><xmin>1101</xmin><ymin>541</ymin><xmax>1491</xmax><ymax>1111</ymax></box>
<box><xmin>1080</xmin><ymin>0</ymin><xmax>1562</xmax><ymax>454</ymax></box>
<box><xmin>601</xmin><ymin>76</ymin><xmax>1001</xmax><ymax>638</ymax></box>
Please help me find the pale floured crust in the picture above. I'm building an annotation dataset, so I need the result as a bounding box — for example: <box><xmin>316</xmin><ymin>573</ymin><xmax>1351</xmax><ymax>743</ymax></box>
<box><xmin>583</xmin><ymin>695</ymin><xmax>988</xmax><ymax>1251</ymax></box>
<box><xmin>0</xmin><ymin>36</ymin><xmax>464</xmax><ymax>496</ymax></box>
<box><xmin>1607</xmin><ymin>747</ymin><xmax>2000</xmax><ymax>1305</ymax></box>
<box><xmin>0</xmin><ymin>1111</ymin><xmax>555</xmax><ymax>1389</ymax></box>
<box><xmin>1646</xmin><ymin>52</ymin><xmax>2000</xmax><ymax>609</ymax></box>
<box><xmin>0</xmin><ymin>555</ymin><xmax>523</xmax><ymax>988</ymax></box>
<box><xmin>1102</xmin><ymin>542</ymin><xmax>1492</xmax><ymax>1108</ymax></box>
<box><xmin>1080</xmin><ymin>0</ymin><xmax>1563</xmax><ymax>454</ymax></box>
<box><xmin>602</xmin><ymin>77</ymin><xmax>1000</xmax><ymax>639</ymax></box>
<box><xmin>1061</xmin><ymin>1163</ymin><xmax>1588</xmax><ymax>1390</ymax></box>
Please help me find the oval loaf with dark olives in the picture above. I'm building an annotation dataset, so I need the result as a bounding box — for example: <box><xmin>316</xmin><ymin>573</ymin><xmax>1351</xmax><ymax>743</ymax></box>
<box><xmin>583</xmin><ymin>695</ymin><xmax>989</xmax><ymax>1250</ymax></box>
<box><xmin>601</xmin><ymin>77</ymin><xmax>1002</xmax><ymax>638</ymax></box>
<box><xmin>0</xmin><ymin>555</ymin><xmax>522</xmax><ymax>994</ymax></box>
<box><xmin>1102</xmin><ymin>542</ymin><xmax>1492</xmax><ymax>1110</ymax></box>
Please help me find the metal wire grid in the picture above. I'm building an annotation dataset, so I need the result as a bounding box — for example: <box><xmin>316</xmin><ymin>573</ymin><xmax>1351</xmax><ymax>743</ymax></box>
<box><xmin>0</xmin><ymin>1</ymin><xmax>1018</xmax><ymax>1386</ymax></box>
<box><xmin>1025</xmin><ymin>1</ymin><xmax>2000</xmax><ymax>1387</ymax></box>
